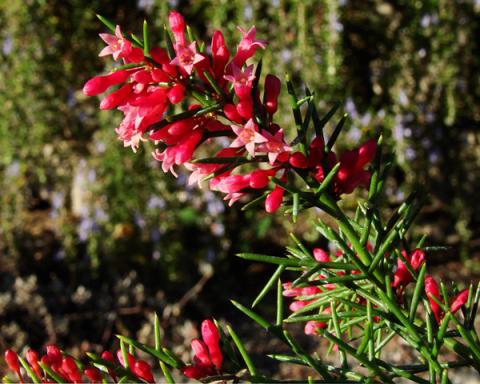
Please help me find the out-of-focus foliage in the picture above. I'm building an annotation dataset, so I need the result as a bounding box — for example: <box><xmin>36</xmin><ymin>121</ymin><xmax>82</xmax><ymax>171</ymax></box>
<box><xmin>0</xmin><ymin>0</ymin><xmax>479</xmax><ymax>354</ymax></box>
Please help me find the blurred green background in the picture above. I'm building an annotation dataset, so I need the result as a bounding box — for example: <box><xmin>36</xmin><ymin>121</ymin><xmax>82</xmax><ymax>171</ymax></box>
<box><xmin>0</xmin><ymin>0</ymin><xmax>479</xmax><ymax>362</ymax></box>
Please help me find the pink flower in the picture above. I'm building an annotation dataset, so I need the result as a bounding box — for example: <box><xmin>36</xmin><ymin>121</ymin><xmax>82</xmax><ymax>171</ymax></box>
<box><xmin>152</xmin><ymin>129</ymin><xmax>203</xmax><ymax>175</ymax></box>
<box><xmin>224</xmin><ymin>64</ymin><xmax>255</xmax><ymax>99</ymax></box>
<box><xmin>99</xmin><ymin>25</ymin><xmax>133</xmax><ymax>60</ymax></box>
<box><xmin>230</xmin><ymin>119</ymin><xmax>267</xmax><ymax>156</ymax></box>
<box><xmin>171</xmin><ymin>42</ymin><xmax>205</xmax><ymax>75</ymax></box>
<box><xmin>186</xmin><ymin>148</ymin><xmax>241</xmax><ymax>186</ymax></box>
<box><xmin>257</xmin><ymin>129</ymin><xmax>291</xmax><ymax>164</ymax></box>
<box><xmin>233</xmin><ymin>26</ymin><xmax>267</xmax><ymax>66</ymax></box>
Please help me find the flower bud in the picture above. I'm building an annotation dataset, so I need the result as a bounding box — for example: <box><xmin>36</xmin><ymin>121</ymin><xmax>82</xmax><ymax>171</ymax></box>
<box><xmin>82</xmin><ymin>70</ymin><xmax>130</xmax><ymax>96</ymax></box>
<box><xmin>167</xmin><ymin>119</ymin><xmax>194</xmax><ymax>136</ymax></box>
<box><xmin>224</xmin><ymin>104</ymin><xmax>243</xmax><ymax>123</ymax></box>
<box><xmin>236</xmin><ymin>99</ymin><xmax>253</xmax><ymax>120</ymax></box>
<box><xmin>133</xmin><ymin>360</ymin><xmax>154</xmax><ymax>383</ymax></box>
<box><xmin>265</xmin><ymin>185</ymin><xmax>284</xmax><ymax>213</ymax></box>
<box><xmin>211</xmin><ymin>31</ymin><xmax>230</xmax><ymax>77</ymax></box>
<box><xmin>26</xmin><ymin>348</ymin><xmax>41</xmax><ymax>378</ymax></box>
<box><xmin>46</xmin><ymin>344</ymin><xmax>62</xmax><ymax>365</ymax></box>
<box><xmin>191</xmin><ymin>339</ymin><xmax>211</xmax><ymax>366</ymax></box>
<box><xmin>450</xmin><ymin>289</ymin><xmax>469</xmax><ymax>314</ymax></box>
<box><xmin>62</xmin><ymin>356</ymin><xmax>82</xmax><ymax>383</ymax></box>
<box><xmin>249</xmin><ymin>170</ymin><xmax>270</xmax><ymax>189</ymax></box>
<box><xmin>4</xmin><ymin>349</ymin><xmax>20</xmax><ymax>373</ymax></box>
<box><xmin>304</xmin><ymin>321</ymin><xmax>327</xmax><ymax>335</ymax></box>
<box><xmin>289</xmin><ymin>152</ymin><xmax>308</xmax><ymax>169</ymax></box>
<box><xmin>410</xmin><ymin>249</ymin><xmax>425</xmax><ymax>270</ymax></box>
<box><xmin>168</xmin><ymin>83</ymin><xmax>185</xmax><ymax>104</ymax></box>
<box><xmin>150</xmin><ymin>47</ymin><xmax>170</xmax><ymax>65</ymax></box>
<box><xmin>84</xmin><ymin>366</ymin><xmax>103</xmax><ymax>383</ymax></box>
<box><xmin>425</xmin><ymin>275</ymin><xmax>442</xmax><ymax>323</ymax></box>
<box><xmin>264</xmin><ymin>75</ymin><xmax>281</xmax><ymax>115</ymax></box>
<box><xmin>356</xmin><ymin>138</ymin><xmax>377</xmax><ymax>169</ymax></box>
<box><xmin>182</xmin><ymin>364</ymin><xmax>213</xmax><ymax>379</ymax></box>
<box><xmin>169</xmin><ymin>11</ymin><xmax>186</xmax><ymax>46</ymax></box>
<box><xmin>151</xmin><ymin>68</ymin><xmax>170</xmax><ymax>82</ymax></box>
<box><xmin>116</xmin><ymin>350</ymin><xmax>136</xmax><ymax>369</ymax></box>
<box><xmin>313</xmin><ymin>248</ymin><xmax>330</xmax><ymax>262</ymax></box>
<box><xmin>100</xmin><ymin>83</ymin><xmax>132</xmax><ymax>110</ymax></box>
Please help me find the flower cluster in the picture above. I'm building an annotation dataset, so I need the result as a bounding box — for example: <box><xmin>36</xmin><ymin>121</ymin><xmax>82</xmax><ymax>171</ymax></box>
<box><xmin>283</xmin><ymin>246</ymin><xmax>470</xmax><ymax>335</ymax></box>
<box><xmin>425</xmin><ymin>275</ymin><xmax>469</xmax><ymax>323</ymax></box>
<box><xmin>83</xmin><ymin>11</ymin><xmax>376</xmax><ymax>212</ymax></box>
<box><xmin>4</xmin><ymin>345</ymin><xmax>154</xmax><ymax>383</ymax></box>
<box><xmin>182</xmin><ymin>319</ymin><xmax>223</xmax><ymax>380</ymax></box>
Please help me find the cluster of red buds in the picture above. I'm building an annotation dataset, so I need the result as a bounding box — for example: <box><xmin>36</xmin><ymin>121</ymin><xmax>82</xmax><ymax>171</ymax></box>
<box><xmin>182</xmin><ymin>319</ymin><xmax>223</xmax><ymax>379</ymax></box>
<box><xmin>83</xmin><ymin>11</ymin><xmax>376</xmax><ymax>212</ymax></box>
<box><xmin>283</xmin><ymin>246</ymin><xmax>470</xmax><ymax>335</ymax></box>
<box><xmin>4</xmin><ymin>345</ymin><xmax>105</xmax><ymax>383</ymax></box>
<box><xmin>425</xmin><ymin>276</ymin><xmax>469</xmax><ymax>323</ymax></box>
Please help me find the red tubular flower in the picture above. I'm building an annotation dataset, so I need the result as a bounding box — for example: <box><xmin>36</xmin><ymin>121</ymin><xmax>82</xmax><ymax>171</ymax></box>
<box><xmin>191</xmin><ymin>339</ymin><xmax>212</xmax><ymax>366</ymax></box>
<box><xmin>4</xmin><ymin>349</ymin><xmax>22</xmax><ymax>382</ymax></box>
<box><xmin>265</xmin><ymin>184</ymin><xmax>284</xmax><ymax>213</ymax></box>
<box><xmin>289</xmin><ymin>152</ymin><xmax>308</xmax><ymax>169</ymax></box>
<box><xmin>201</xmin><ymin>320</ymin><xmax>222</xmax><ymax>370</ymax></box>
<box><xmin>62</xmin><ymin>356</ymin><xmax>82</xmax><ymax>383</ymax></box>
<box><xmin>46</xmin><ymin>344</ymin><xmax>62</xmax><ymax>366</ymax></box>
<box><xmin>392</xmin><ymin>249</ymin><xmax>425</xmax><ymax>288</ymax></box>
<box><xmin>450</xmin><ymin>289</ymin><xmax>469</xmax><ymax>314</ymax></box>
<box><xmin>211</xmin><ymin>30</ymin><xmax>230</xmax><ymax>80</ymax></box>
<box><xmin>101</xmin><ymin>351</ymin><xmax>117</xmax><ymax>381</ymax></box>
<box><xmin>133</xmin><ymin>360</ymin><xmax>154</xmax><ymax>383</ymax></box>
<box><xmin>83</xmin><ymin>70</ymin><xmax>130</xmax><ymax>96</ymax></box>
<box><xmin>224</xmin><ymin>63</ymin><xmax>255</xmax><ymax>99</ymax></box>
<box><xmin>264</xmin><ymin>74</ymin><xmax>281</xmax><ymax>115</ymax></box>
<box><xmin>182</xmin><ymin>319</ymin><xmax>223</xmax><ymax>380</ymax></box>
<box><xmin>150</xmin><ymin>47</ymin><xmax>170</xmax><ymax>65</ymax></box>
<box><xmin>100</xmin><ymin>83</ymin><xmax>132</xmax><ymax>110</ymax></box>
<box><xmin>224</xmin><ymin>104</ymin><xmax>244</xmax><ymax>123</ymax></box>
<box><xmin>169</xmin><ymin>11</ymin><xmax>186</xmax><ymax>47</ymax></box>
<box><xmin>182</xmin><ymin>364</ymin><xmax>214</xmax><ymax>380</ymax></box>
<box><xmin>305</xmin><ymin>321</ymin><xmax>327</xmax><ymax>335</ymax></box>
<box><xmin>425</xmin><ymin>275</ymin><xmax>443</xmax><ymax>323</ymax></box>
<box><xmin>84</xmin><ymin>366</ymin><xmax>103</xmax><ymax>383</ymax></box>
<box><xmin>168</xmin><ymin>83</ymin><xmax>186</xmax><ymax>104</ymax></box>
<box><xmin>26</xmin><ymin>348</ymin><xmax>42</xmax><ymax>379</ymax></box>
<box><xmin>233</xmin><ymin>26</ymin><xmax>267</xmax><ymax>66</ymax></box>
<box><xmin>116</xmin><ymin>350</ymin><xmax>136</xmax><ymax>369</ymax></box>
<box><xmin>356</xmin><ymin>138</ymin><xmax>377</xmax><ymax>168</ymax></box>
<box><xmin>313</xmin><ymin>248</ymin><xmax>331</xmax><ymax>263</ymax></box>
